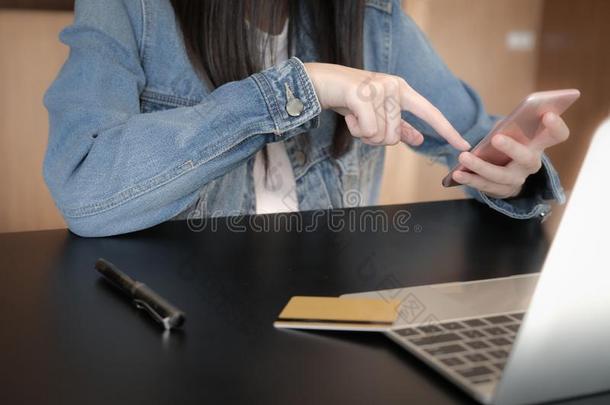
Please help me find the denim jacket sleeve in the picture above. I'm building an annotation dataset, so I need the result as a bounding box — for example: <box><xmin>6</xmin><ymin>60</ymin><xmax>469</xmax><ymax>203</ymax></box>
<box><xmin>43</xmin><ymin>0</ymin><xmax>321</xmax><ymax>237</ymax></box>
<box><xmin>389</xmin><ymin>1</ymin><xmax>566</xmax><ymax>219</ymax></box>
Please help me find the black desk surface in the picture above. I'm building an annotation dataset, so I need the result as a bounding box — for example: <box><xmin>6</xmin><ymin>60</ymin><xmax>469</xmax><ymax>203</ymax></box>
<box><xmin>1</xmin><ymin>199</ymin><xmax>608</xmax><ymax>405</ymax></box>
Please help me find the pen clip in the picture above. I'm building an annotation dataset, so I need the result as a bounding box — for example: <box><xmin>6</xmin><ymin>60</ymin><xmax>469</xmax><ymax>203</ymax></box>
<box><xmin>133</xmin><ymin>299</ymin><xmax>172</xmax><ymax>330</ymax></box>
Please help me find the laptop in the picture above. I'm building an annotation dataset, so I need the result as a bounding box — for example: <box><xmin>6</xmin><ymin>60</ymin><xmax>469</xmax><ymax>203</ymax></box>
<box><xmin>342</xmin><ymin>119</ymin><xmax>610</xmax><ymax>404</ymax></box>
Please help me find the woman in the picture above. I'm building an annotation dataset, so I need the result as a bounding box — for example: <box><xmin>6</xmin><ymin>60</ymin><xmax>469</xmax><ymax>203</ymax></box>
<box><xmin>43</xmin><ymin>0</ymin><xmax>568</xmax><ymax>237</ymax></box>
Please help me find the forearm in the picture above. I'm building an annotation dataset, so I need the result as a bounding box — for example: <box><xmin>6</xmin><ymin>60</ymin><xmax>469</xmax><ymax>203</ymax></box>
<box><xmin>44</xmin><ymin>57</ymin><xmax>320</xmax><ymax>237</ymax></box>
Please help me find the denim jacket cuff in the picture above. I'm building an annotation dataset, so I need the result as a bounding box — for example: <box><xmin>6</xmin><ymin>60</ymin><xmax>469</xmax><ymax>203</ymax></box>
<box><xmin>468</xmin><ymin>153</ymin><xmax>566</xmax><ymax>220</ymax></box>
<box><xmin>251</xmin><ymin>57</ymin><xmax>322</xmax><ymax>141</ymax></box>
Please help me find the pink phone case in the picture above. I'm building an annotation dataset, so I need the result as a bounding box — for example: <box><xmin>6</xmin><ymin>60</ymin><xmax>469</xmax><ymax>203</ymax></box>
<box><xmin>442</xmin><ymin>89</ymin><xmax>581</xmax><ymax>187</ymax></box>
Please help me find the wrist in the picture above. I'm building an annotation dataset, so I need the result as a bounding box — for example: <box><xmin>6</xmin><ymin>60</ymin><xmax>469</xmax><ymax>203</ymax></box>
<box><xmin>303</xmin><ymin>63</ymin><xmax>324</xmax><ymax>108</ymax></box>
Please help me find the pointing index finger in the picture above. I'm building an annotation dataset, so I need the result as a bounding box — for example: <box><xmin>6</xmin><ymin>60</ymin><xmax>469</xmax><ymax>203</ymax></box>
<box><xmin>399</xmin><ymin>81</ymin><xmax>471</xmax><ymax>151</ymax></box>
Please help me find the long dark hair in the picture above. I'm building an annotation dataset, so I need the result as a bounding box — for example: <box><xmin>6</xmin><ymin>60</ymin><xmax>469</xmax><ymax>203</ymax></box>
<box><xmin>170</xmin><ymin>0</ymin><xmax>365</xmax><ymax>157</ymax></box>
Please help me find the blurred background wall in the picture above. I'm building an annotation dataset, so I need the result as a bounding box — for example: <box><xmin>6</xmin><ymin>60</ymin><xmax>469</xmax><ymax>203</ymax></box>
<box><xmin>0</xmin><ymin>8</ymin><xmax>70</xmax><ymax>233</ymax></box>
<box><xmin>382</xmin><ymin>0</ymin><xmax>610</xmax><ymax>205</ymax></box>
<box><xmin>0</xmin><ymin>0</ymin><xmax>608</xmax><ymax>233</ymax></box>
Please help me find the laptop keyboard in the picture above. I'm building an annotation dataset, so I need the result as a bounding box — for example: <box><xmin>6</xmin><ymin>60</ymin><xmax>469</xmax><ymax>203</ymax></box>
<box><xmin>393</xmin><ymin>312</ymin><xmax>524</xmax><ymax>386</ymax></box>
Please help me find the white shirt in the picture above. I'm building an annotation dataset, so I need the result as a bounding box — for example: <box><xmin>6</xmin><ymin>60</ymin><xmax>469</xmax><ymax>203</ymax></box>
<box><xmin>252</xmin><ymin>21</ymin><xmax>299</xmax><ymax>214</ymax></box>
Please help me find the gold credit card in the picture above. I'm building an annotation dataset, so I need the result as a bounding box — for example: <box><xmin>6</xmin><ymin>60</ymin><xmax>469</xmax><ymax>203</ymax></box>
<box><xmin>274</xmin><ymin>296</ymin><xmax>399</xmax><ymax>331</ymax></box>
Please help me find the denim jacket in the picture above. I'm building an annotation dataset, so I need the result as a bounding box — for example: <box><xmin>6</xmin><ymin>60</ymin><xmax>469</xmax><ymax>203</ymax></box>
<box><xmin>43</xmin><ymin>0</ymin><xmax>565</xmax><ymax>237</ymax></box>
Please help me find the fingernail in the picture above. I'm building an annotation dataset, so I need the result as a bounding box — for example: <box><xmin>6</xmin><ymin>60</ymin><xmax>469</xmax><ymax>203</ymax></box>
<box><xmin>454</xmin><ymin>171</ymin><xmax>465</xmax><ymax>182</ymax></box>
<box><xmin>495</xmin><ymin>135</ymin><xmax>506</xmax><ymax>146</ymax></box>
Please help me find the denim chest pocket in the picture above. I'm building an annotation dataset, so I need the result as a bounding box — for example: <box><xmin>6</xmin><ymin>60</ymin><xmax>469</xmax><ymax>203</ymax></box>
<box><xmin>359</xmin><ymin>143</ymin><xmax>383</xmax><ymax>163</ymax></box>
<box><xmin>335</xmin><ymin>141</ymin><xmax>385</xmax><ymax>207</ymax></box>
<box><xmin>140</xmin><ymin>99</ymin><xmax>165</xmax><ymax>114</ymax></box>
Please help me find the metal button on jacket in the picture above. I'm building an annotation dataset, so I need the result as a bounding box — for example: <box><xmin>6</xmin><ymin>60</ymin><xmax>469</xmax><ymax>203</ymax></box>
<box><xmin>284</xmin><ymin>83</ymin><xmax>304</xmax><ymax>117</ymax></box>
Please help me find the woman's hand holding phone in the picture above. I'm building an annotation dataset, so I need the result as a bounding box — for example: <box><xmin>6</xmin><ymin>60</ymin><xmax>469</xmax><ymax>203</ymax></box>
<box><xmin>452</xmin><ymin>111</ymin><xmax>570</xmax><ymax>199</ymax></box>
<box><xmin>303</xmin><ymin>62</ymin><xmax>470</xmax><ymax>151</ymax></box>
<box><xmin>304</xmin><ymin>63</ymin><xmax>574</xmax><ymax>200</ymax></box>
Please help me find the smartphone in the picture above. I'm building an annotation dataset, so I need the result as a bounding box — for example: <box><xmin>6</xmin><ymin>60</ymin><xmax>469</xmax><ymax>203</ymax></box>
<box><xmin>442</xmin><ymin>89</ymin><xmax>581</xmax><ymax>187</ymax></box>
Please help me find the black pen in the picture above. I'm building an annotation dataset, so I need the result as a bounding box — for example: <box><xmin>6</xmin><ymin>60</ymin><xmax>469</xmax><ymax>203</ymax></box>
<box><xmin>95</xmin><ymin>258</ymin><xmax>185</xmax><ymax>330</ymax></box>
